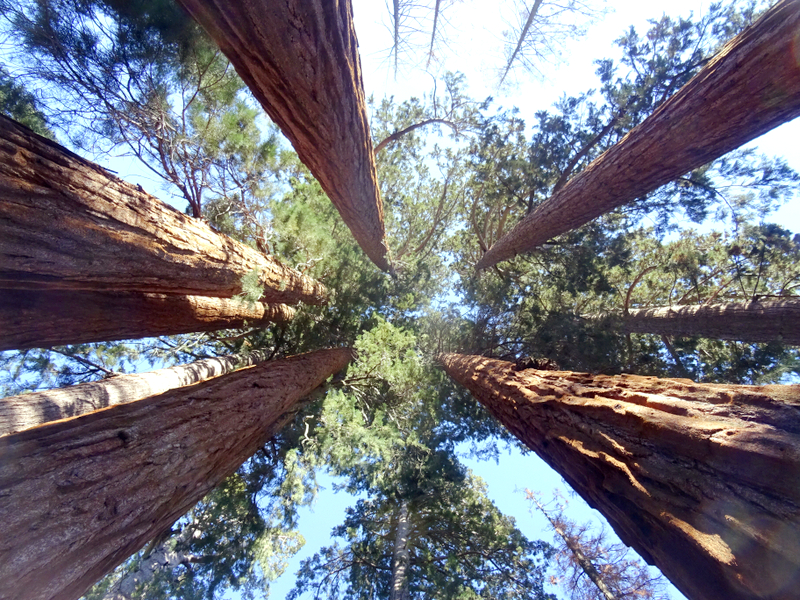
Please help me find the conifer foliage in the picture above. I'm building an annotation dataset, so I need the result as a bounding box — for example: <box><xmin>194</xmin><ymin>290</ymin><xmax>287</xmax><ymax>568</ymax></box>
<box><xmin>1</xmin><ymin>1</ymin><xmax>799</xmax><ymax>599</ymax></box>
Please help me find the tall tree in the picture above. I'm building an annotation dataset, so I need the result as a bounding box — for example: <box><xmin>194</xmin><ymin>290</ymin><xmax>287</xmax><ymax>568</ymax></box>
<box><xmin>498</xmin><ymin>0</ymin><xmax>602</xmax><ymax>84</ymax></box>
<box><xmin>477</xmin><ymin>0</ymin><xmax>800</xmax><ymax>268</ymax></box>
<box><xmin>0</xmin><ymin>350</ymin><xmax>273</xmax><ymax>435</ymax></box>
<box><xmin>0</xmin><ymin>348</ymin><xmax>353</xmax><ymax>600</ymax></box>
<box><xmin>173</xmin><ymin>0</ymin><xmax>391</xmax><ymax>271</ymax></box>
<box><xmin>620</xmin><ymin>299</ymin><xmax>800</xmax><ymax>345</ymax></box>
<box><xmin>0</xmin><ymin>290</ymin><xmax>295</xmax><ymax>352</ymax></box>
<box><xmin>439</xmin><ymin>353</ymin><xmax>800</xmax><ymax>600</ymax></box>
<box><xmin>0</xmin><ymin>115</ymin><xmax>326</xmax><ymax>305</ymax></box>
<box><xmin>289</xmin><ymin>322</ymin><xmax>551</xmax><ymax>599</ymax></box>
<box><xmin>527</xmin><ymin>490</ymin><xmax>665</xmax><ymax>600</ymax></box>
<box><xmin>0</xmin><ymin>66</ymin><xmax>52</xmax><ymax>137</ymax></box>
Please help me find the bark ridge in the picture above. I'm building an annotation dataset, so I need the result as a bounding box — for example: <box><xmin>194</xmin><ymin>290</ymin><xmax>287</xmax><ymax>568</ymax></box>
<box><xmin>0</xmin><ymin>348</ymin><xmax>354</xmax><ymax>600</ymax></box>
<box><xmin>439</xmin><ymin>352</ymin><xmax>800</xmax><ymax>600</ymax></box>
<box><xmin>174</xmin><ymin>0</ymin><xmax>391</xmax><ymax>271</ymax></box>
<box><xmin>477</xmin><ymin>0</ymin><xmax>800</xmax><ymax>269</ymax></box>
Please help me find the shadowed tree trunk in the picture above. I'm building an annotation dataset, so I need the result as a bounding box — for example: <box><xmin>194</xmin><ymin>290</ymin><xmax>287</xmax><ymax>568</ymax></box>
<box><xmin>438</xmin><ymin>353</ymin><xmax>800</xmax><ymax>600</ymax></box>
<box><xmin>476</xmin><ymin>0</ymin><xmax>800</xmax><ymax>270</ymax></box>
<box><xmin>0</xmin><ymin>350</ymin><xmax>277</xmax><ymax>435</ymax></box>
<box><xmin>174</xmin><ymin>0</ymin><xmax>391</xmax><ymax>272</ymax></box>
<box><xmin>0</xmin><ymin>290</ymin><xmax>295</xmax><ymax>352</ymax></box>
<box><xmin>0</xmin><ymin>347</ymin><xmax>353</xmax><ymax>600</ymax></box>
<box><xmin>621</xmin><ymin>299</ymin><xmax>800</xmax><ymax>345</ymax></box>
<box><xmin>0</xmin><ymin>116</ymin><xmax>326</xmax><ymax>305</ymax></box>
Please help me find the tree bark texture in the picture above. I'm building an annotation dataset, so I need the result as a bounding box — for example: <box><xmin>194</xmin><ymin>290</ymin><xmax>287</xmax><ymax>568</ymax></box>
<box><xmin>0</xmin><ymin>289</ymin><xmax>295</xmax><ymax>352</ymax></box>
<box><xmin>389</xmin><ymin>499</ymin><xmax>412</xmax><ymax>600</ymax></box>
<box><xmin>438</xmin><ymin>353</ymin><xmax>800</xmax><ymax>600</ymax></box>
<box><xmin>0</xmin><ymin>116</ymin><xmax>327</xmax><ymax>305</ymax></box>
<box><xmin>0</xmin><ymin>347</ymin><xmax>353</xmax><ymax>600</ymax></box>
<box><xmin>0</xmin><ymin>351</ymin><xmax>276</xmax><ymax>436</ymax></box>
<box><xmin>476</xmin><ymin>0</ymin><xmax>800</xmax><ymax>270</ymax></box>
<box><xmin>622</xmin><ymin>299</ymin><xmax>800</xmax><ymax>345</ymax></box>
<box><xmin>173</xmin><ymin>0</ymin><xmax>391</xmax><ymax>272</ymax></box>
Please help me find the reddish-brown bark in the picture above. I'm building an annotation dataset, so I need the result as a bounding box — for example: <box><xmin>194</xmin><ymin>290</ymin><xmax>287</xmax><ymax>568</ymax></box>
<box><xmin>0</xmin><ymin>348</ymin><xmax>353</xmax><ymax>600</ymax></box>
<box><xmin>0</xmin><ymin>289</ymin><xmax>295</xmax><ymax>351</ymax></box>
<box><xmin>174</xmin><ymin>0</ymin><xmax>391</xmax><ymax>271</ymax></box>
<box><xmin>438</xmin><ymin>353</ymin><xmax>800</xmax><ymax>600</ymax></box>
<box><xmin>622</xmin><ymin>299</ymin><xmax>800</xmax><ymax>345</ymax></box>
<box><xmin>476</xmin><ymin>0</ymin><xmax>800</xmax><ymax>269</ymax></box>
<box><xmin>0</xmin><ymin>116</ymin><xmax>327</xmax><ymax>305</ymax></box>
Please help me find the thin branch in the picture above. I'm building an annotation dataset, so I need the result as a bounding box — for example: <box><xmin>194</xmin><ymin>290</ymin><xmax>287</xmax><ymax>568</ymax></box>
<box><xmin>624</xmin><ymin>265</ymin><xmax>658</xmax><ymax>315</ymax></box>
<box><xmin>374</xmin><ymin>118</ymin><xmax>459</xmax><ymax>154</ymax></box>
<box><xmin>49</xmin><ymin>349</ymin><xmax>117</xmax><ymax>377</ymax></box>
<box><xmin>499</xmin><ymin>0</ymin><xmax>545</xmax><ymax>84</ymax></box>
<box><xmin>552</xmin><ymin>104</ymin><xmax>629</xmax><ymax>194</ymax></box>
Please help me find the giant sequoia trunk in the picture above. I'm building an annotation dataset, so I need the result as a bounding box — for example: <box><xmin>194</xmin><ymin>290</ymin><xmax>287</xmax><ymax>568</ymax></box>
<box><xmin>0</xmin><ymin>289</ymin><xmax>294</xmax><ymax>351</ymax></box>
<box><xmin>174</xmin><ymin>0</ymin><xmax>391</xmax><ymax>272</ymax></box>
<box><xmin>476</xmin><ymin>0</ymin><xmax>800</xmax><ymax>269</ymax></box>
<box><xmin>0</xmin><ymin>347</ymin><xmax>353</xmax><ymax>600</ymax></box>
<box><xmin>438</xmin><ymin>353</ymin><xmax>800</xmax><ymax>600</ymax></box>
<box><xmin>0</xmin><ymin>351</ymin><xmax>276</xmax><ymax>435</ymax></box>
<box><xmin>0</xmin><ymin>116</ymin><xmax>326</xmax><ymax>305</ymax></box>
<box><xmin>622</xmin><ymin>299</ymin><xmax>800</xmax><ymax>345</ymax></box>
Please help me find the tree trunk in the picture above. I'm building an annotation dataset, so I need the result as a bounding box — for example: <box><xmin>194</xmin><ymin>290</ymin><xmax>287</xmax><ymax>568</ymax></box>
<box><xmin>476</xmin><ymin>0</ymin><xmax>800</xmax><ymax>269</ymax></box>
<box><xmin>390</xmin><ymin>499</ymin><xmax>411</xmax><ymax>600</ymax></box>
<box><xmin>0</xmin><ymin>351</ymin><xmax>278</xmax><ymax>435</ymax></box>
<box><xmin>532</xmin><ymin>496</ymin><xmax>618</xmax><ymax>600</ymax></box>
<box><xmin>173</xmin><ymin>0</ymin><xmax>391</xmax><ymax>272</ymax></box>
<box><xmin>0</xmin><ymin>347</ymin><xmax>353</xmax><ymax>600</ymax></box>
<box><xmin>0</xmin><ymin>289</ymin><xmax>294</xmax><ymax>352</ymax></box>
<box><xmin>438</xmin><ymin>353</ymin><xmax>800</xmax><ymax>600</ymax></box>
<box><xmin>622</xmin><ymin>299</ymin><xmax>800</xmax><ymax>345</ymax></box>
<box><xmin>0</xmin><ymin>116</ymin><xmax>326</xmax><ymax>305</ymax></box>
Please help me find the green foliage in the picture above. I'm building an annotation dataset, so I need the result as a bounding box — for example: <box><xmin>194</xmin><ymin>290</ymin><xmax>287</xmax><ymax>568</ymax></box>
<box><xmin>2</xmin><ymin>0</ymin><xmax>281</xmax><ymax>219</ymax></box>
<box><xmin>0</xmin><ymin>66</ymin><xmax>53</xmax><ymax>137</ymax></box>
<box><xmin>290</xmin><ymin>321</ymin><xmax>551</xmax><ymax>599</ymax></box>
<box><xmin>290</xmin><ymin>476</ymin><xmax>554</xmax><ymax>600</ymax></box>
<box><xmin>236</xmin><ymin>268</ymin><xmax>266</xmax><ymax>308</ymax></box>
<box><xmin>2</xmin><ymin>2</ymin><xmax>798</xmax><ymax>599</ymax></box>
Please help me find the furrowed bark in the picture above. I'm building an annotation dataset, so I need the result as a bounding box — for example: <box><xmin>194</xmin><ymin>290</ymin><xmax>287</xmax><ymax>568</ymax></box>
<box><xmin>622</xmin><ymin>299</ymin><xmax>800</xmax><ymax>345</ymax></box>
<box><xmin>0</xmin><ymin>351</ymin><xmax>275</xmax><ymax>435</ymax></box>
<box><xmin>0</xmin><ymin>347</ymin><xmax>354</xmax><ymax>600</ymax></box>
<box><xmin>476</xmin><ymin>0</ymin><xmax>800</xmax><ymax>269</ymax></box>
<box><xmin>0</xmin><ymin>289</ymin><xmax>295</xmax><ymax>352</ymax></box>
<box><xmin>0</xmin><ymin>116</ymin><xmax>327</xmax><ymax>305</ymax></box>
<box><xmin>438</xmin><ymin>353</ymin><xmax>800</xmax><ymax>600</ymax></box>
<box><xmin>173</xmin><ymin>0</ymin><xmax>391</xmax><ymax>272</ymax></box>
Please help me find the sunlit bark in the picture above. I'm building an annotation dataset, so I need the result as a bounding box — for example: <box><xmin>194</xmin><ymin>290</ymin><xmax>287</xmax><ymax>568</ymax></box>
<box><xmin>0</xmin><ymin>348</ymin><xmax>353</xmax><ymax>600</ymax></box>
<box><xmin>477</xmin><ymin>0</ymin><xmax>800</xmax><ymax>269</ymax></box>
<box><xmin>439</xmin><ymin>353</ymin><xmax>800</xmax><ymax>600</ymax></box>
<box><xmin>174</xmin><ymin>0</ymin><xmax>391</xmax><ymax>271</ymax></box>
